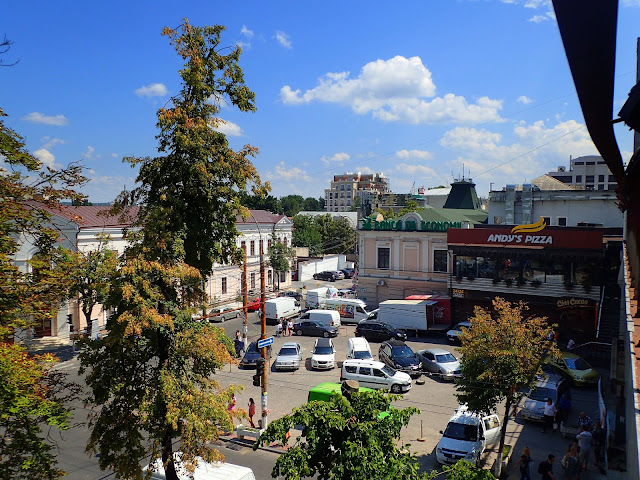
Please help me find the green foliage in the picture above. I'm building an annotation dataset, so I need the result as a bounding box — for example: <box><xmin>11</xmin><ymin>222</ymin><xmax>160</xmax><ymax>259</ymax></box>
<box><xmin>257</xmin><ymin>390</ymin><xmax>426</xmax><ymax>480</ymax></box>
<box><xmin>292</xmin><ymin>215</ymin><xmax>323</xmax><ymax>256</ymax></box>
<box><xmin>280</xmin><ymin>195</ymin><xmax>324</xmax><ymax>217</ymax></box>
<box><xmin>293</xmin><ymin>214</ymin><xmax>356</xmax><ymax>256</ymax></box>
<box><xmin>426</xmin><ymin>460</ymin><xmax>495</xmax><ymax>480</ymax></box>
<box><xmin>267</xmin><ymin>234</ymin><xmax>295</xmax><ymax>288</ymax></box>
<box><xmin>239</xmin><ymin>191</ymin><xmax>283</xmax><ymax>214</ymax></box>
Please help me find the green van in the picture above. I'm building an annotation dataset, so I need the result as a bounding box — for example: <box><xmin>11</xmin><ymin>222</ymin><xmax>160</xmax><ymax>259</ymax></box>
<box><xmin>307</xmin><ymin>382</ymin><xmax>392</xmax><ymax>420</ymax></box>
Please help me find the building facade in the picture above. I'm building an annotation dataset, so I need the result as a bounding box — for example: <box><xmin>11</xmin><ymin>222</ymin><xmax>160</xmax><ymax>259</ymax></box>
<box><xmin>546</xmin><ymin>155</ymin><xmax>618</xmax><ymax>191</ymax></box>
<box><xmin>324</xmin><ymin>172</ymin><xmax>389</xmax><ymax>213</ymax></box>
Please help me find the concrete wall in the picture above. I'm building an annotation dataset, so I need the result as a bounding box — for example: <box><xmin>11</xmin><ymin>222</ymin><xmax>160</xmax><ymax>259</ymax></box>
<box><xmin>298</xmin><ymin>255</ymin><xmax>347</xmax><ymax>281</ymax></box>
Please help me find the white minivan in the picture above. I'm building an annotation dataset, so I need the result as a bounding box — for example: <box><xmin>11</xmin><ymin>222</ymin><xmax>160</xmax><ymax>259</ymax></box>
<box><xmin>436</xmin><ymin>406</ymin><xmax>501</xmax><ymax>467</ymax></box>
<box><xmin>146</xmin><ymin>457</ymin><xmax>256</xmax><ymax>480</ymax></box>
<box><xmin>263</xmin><ymin>297</ymin><xmax>300</xmax><ymax>326</ymax></box>
<box><xmin>298</xmin><ymin>309</ymin><xmax>341</xmax><ymax>327</ymax></box>
<box><xmin>340</xmin><ymin>359</ymin><xmax>412</xmax><ymax>393</ymax></box>
<box><xmin>346</xmin><ymin>337</ymin><xmax>373</xmax><ymax>360</ymax></box>
<box><xmin>322</xmin><ymin>298</ymin><xmax>370</xmax><ymax>325</ymax></box>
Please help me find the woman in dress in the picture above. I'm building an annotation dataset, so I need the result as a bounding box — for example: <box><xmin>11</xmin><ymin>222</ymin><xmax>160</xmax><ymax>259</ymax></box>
<box><xmin>512</xmin><ymin>446</ymin><xmax>532</xmax><ymax>480</ymax></box>
<box><xmin>248</xmin><ymin>398</ymin><xmax>256</xmax><ymax>428</ymax></box>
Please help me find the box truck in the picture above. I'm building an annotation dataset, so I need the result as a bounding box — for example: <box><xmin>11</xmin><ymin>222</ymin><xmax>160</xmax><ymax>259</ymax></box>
<box><xmin>375</xmin><ymin>299</ymin><xmax>438</xmax><ymax>333</ymax></box>
<box><xmin>305</xmin><ymin>287</ymin><xmax>329</xmax><ymax>309</ymax></box>
<box><xmin>263</xmin><ymin>297</ymin><xmax>300</xmax><ymax>325</ymax></box>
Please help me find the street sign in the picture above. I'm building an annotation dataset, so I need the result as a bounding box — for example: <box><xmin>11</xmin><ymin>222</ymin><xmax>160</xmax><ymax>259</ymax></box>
<box><xmin>257</xmin><ymin>337</ymin><xmax>274</xmax><ymax>349</ymax></box>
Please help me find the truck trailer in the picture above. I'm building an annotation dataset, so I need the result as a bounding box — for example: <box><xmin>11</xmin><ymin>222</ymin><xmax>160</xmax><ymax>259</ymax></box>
<box><xmin>375</xmin><ymin>299</ymin><xmax>437</xmax><ymax>333</ymax></box>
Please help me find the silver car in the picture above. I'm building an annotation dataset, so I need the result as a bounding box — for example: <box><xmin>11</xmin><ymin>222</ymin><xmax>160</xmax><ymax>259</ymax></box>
<box><xmin>416</xmin><ymin>347</ymin><xmax>461</xmax><ymax>380</ymax></box>
<box><xmin>274</xmin><ymin>342</ymin><xmax>303</xmax><ymax>371</ymax></box>
<box><xmin>446</xmin><ymin>321</ymin><xmax>471</xmax><ymax>343</ymax></box>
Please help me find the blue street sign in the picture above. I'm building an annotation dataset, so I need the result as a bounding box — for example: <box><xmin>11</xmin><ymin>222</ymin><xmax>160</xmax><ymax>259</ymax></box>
<box><xmin>257</xmin><ymin>337</ymin><xmax>274</xmax><ymax>349</ymax></box>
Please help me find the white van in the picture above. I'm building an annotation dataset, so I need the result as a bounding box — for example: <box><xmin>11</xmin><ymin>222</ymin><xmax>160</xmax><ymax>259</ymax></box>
<box><xmin>435</xmin><ymin>406</ymin><xmax>501</xmax><ymax>467</ymax></box>
<box><xmin>298</xmin><ymin>309</ymin><xmax>341</xmax><ymax>327</ymax></box>
<box><xmin>346</xmin><ymin>337</ymin><xmax>373</xmax><ymax>360</ymax></box>
<box><xmin>340</xmin><ymin>359</ymin><xmax>412</xmax><ymax>393</ymax></box>
<box><xmin>322</xmin><ymin>298</ymin><xmax>370</xmax><ymax>325</ymax></box>
<box><xmin>146</xmin><ymin>457</ymin><xmax>256</xmax><ymax>480</ymax></box>
<box><xmin>264</xmin><ymin>297</ymin><xmax>300</xmax><ymax>326</ymax></box>
<box><xmin>305</xmin><ymin>287</ymin><xmax>329</xmax><ymax>309</ymax></box>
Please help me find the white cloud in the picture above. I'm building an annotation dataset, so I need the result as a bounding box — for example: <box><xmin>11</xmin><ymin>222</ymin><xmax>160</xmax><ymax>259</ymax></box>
<box><xmin>40</xmin><ymin>136</ymin><xmax>65</xmax><ymax>149</ymax></box>
<box><xmin>274</xmin><ymin>31</ymin><xmax>292</xmax><ymax>49</ymax></box>
<box><xmin>241</xmin><ymin>25</ymin><xmax>254</xmax><ymax>38</ymax></box>
<box><xmin>111</xmin><ymin>153</ymin><xmax>119</xmax><ymax>158</ymax></box>
<box><xmin>135</xmin><ymin>83</ymin><xmax>168</xmax><ymax>97</ymax></box>
<box><xmin>82</xmin><ymin>146</ymin><xmax>95</xmax><ymax>159</ymax></box>
<box><xmin>23</xmin><ymin>112</ymin><xmax>68</xmax><ymax>126</ymax></box>
<box><xmin>236</xmin><ymin>41</ymin><xmax>251</xmax><ymax>50</ymax></box>
<box><xmin>321</xmin><ymin>152</ymin><xmax>350</xmax><ymax>166</ymax></box>
<box><xmin>529</xmin><ymin>14</ymin><xmax>549</xmax><ymax>22</ymax></box>
<box><xmin>517</xmin><ymin>95</ymin><xmax>533</xmax><ymax>104</ymax></box>
<box><xmin>280</xmin><ymin>56</ymin><xmax>503</xmax><ymax>124</ymax></box>
<box><xmin>33</xmin><ymin>148</ymin><xmax>56</xmax><ymax>168</ymax></box>
<box><xmin>212</xmin><ymin>119</ymin><xmax>244</xmax><ymax>136</ymax></box>
<box><xmin>622</xmin><ymin>0</ymin><xmax>640</xmax><ymax>6</ymax></box>
<box><xmin>264</xmin><ymin>161</ymin><xmax>313</xmax><ymax>189</ymax></box>
<box><xmin>395</xmin><ymin>149</ymin><xmax>433</xmax><ymax>160</ymax></box>
<box><xmin>394</xmin><ymin>163</ymin><xmax>438</xmax><ymax>176</ymax></box>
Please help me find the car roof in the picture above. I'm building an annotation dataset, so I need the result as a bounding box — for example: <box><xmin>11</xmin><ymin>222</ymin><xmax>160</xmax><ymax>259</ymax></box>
<box><xmin>449</xmin><ymin>406</ymin><xmax>482</xmax><ymax>425</ymax></box>
<box><xmin>343</xmin><ymin>359</ymin><xmax>386</xmax><ymax>369</ymax></box>
<box><xmin>281</xmin><ymin>342</ymin><xmax>300</xmax><ymax>349</ymax></box>
<box><xmin>315</xmin><ymin>337</ymin><xmax>333</xmax><ymax>347</ymax></box>
<box><xmin>421</xmin><ymin>347</ymin><xmax>454</xmax><ymax>356</ymax></box>
<box><xmin>384</xmin><ymin>339</ymin><xmax>407</xmax><ymax>347</ymax></box>
<box><xmin>533</xmin><ymin>373</ymin><xmax>565</xmax><ymax>389</ymax></box>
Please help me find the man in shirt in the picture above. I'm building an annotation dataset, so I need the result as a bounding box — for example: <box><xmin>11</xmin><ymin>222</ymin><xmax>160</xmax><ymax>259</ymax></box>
<box><xmin>576</xmin><ymin>426</ymin><xmax>593</xmax><ymax>470</ymax></box>
<box><xmin>541</xmin><ymin>398</ymin><xmax>557</xmax><ymax>433</ymax></box>
<box><xmin>578</xmin><ymin>411</ymin><xmax>594</xmax><ymax>431</ymax></box>
<box><xmin>539</xmin><ymin>454</ymin><xmax>557</xmax><ymax>479</ymax></box>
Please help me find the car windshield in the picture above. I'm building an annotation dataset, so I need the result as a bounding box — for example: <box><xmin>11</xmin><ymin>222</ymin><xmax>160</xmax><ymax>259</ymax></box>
<box><xmin>435</xmin><ymin>353</ymin><xmax>457</xmax><ymax>363</ymax></box>
<box><xmin>381</xmin><ymin>365</ymin><xmax>396</xmax><ymax>376</ymax></box>
<box><xmin>353</xmin><ymin>350</ymin><xmax>372</xmax><ymax>359</ymax></box>
<box><xmin>443</xmin><ymin>422</ymin><xmax>478</xmax><ymax>442</ymax></box>
<box><xmin>314</xmin><ymin>346</ymin><xmax>333</xmax><ymax>355</ymax></box>
<box><xmin>392</xmin><ymin>346</ymin><xmax>414</xmax><ymax>358</ymax></box>
<box><xmin>565</xmin><ymin>357</ymin><xmax>591</xmax><ymax>370</ymax></box>
<box><xmin>246</xmin><ymin>343</ymin><xmax>259</xmax><ymax>353</ymax></box>
<box><xmin>279</xmin><ymin>348</ymin><xmax>298</xmax><ymax>356</ymax></box>
<box><xmin>527</xmin><ymin>386</ymin><xmax>555</xmax><ymax>402</ymax></box>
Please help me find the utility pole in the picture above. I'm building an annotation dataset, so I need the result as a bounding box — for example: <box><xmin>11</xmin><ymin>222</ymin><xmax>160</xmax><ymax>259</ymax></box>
<box><xmin>242</xmin><ymin>247</ymin><xmax>248</xmax><ymax>350</ymax></box>
<box><xmin>259</xmin><ymin>243</ymin><xmax>268</xmax><ymax>429</ymax></box>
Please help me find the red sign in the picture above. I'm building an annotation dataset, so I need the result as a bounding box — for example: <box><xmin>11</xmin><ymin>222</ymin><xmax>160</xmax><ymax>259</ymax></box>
<box><xmin>447</xmin><ymin>227</ymin><xmax>603</xmax><ymax>250</ymax></box>
<box><xmin>405</xmin><ymin>294</ymin><xmax>451</xmax><ymax>324</ymax></box>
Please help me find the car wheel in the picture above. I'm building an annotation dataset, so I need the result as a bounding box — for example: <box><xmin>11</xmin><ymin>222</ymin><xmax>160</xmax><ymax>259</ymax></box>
<box><xmin>323</xmin><ymin>331</ymin><xmax>329</xmax><ymax>338</ymax></box>
<box><xmin>296</xmin><ymin>329</ymin><xmax>303</xmax><ymax>336</ymax></box>
<box><xmin>391</xmin><ymin>384</ymin><xmax>402</xmax><ymax>394</ymax></box>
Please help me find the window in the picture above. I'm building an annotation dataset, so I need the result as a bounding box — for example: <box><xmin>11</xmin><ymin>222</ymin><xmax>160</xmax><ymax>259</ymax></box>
<box><xmin>221</xmin><ymin>277</ymin><xmax>228</xmax><ymax>295</ymax></box>
<box><xmin>598</xmin><ymin>175</ymin><xmax>605</xmax><ymax>182</ymax></box>
<box><xmin>250</xmin><ymin>273</ymin><xmax>256</xmax><ymax>290</ymax></box>
<box><xmin>493</xmin><ymin>216</ymin><xmax>503</xmax><ymax>225</ymax></box>
<box><xmin>240</xmin><ymin>241</ymin><xmax>246</xmax><ymax>252</ymax></box>
<box><xmin>268</xmin><ymin>270</ymin><xmax>272</xmax><ymax>286</ymax></box>
<box><xmin>373</xmin><ymin>369</ymin><xmax>385</xmax><ymax>377</ymax></box>
<box><xmin>377</xmin><ymin>247</ymin><xmax>391</xmax><ymax>269</ymax></box>
<box><xmin>608</xmin><ymin>175</ymin><xmax>615</xmax><ymax>182</ymax></box>
<box><xmin>250</xmin><ymin>241</ymin><xmax>255</xmax><ymax>256</ymax></box>
<box><xmin>284</xmin><ymin>238</ymin><xmax>288</xmax><ymax>247</ymax></box>
<box><xmin>268</xmin><ymin>239</ymin><xmax>272</xmax><ymax>251</ymax></box>
<box><xmin>259</xmin><ymin>240</ymin><xmax>264</xmax><ymax>255</ymax></box>
<box><xmin>345</xmin><ymin>365</ymin><xmax>357</xmax><ymax>374</ymax></box>
<box><xmin>557</xmin><ymin>217</ymin><xmax>567</xmax><ymax>226</ymax></box>
<box><xmin>341</xmin><ymin>185</ymin><xmax>345</xmax><ymax>191</ymax></box>
<box><xmin>586</xmin><ymin>161</ymin><xmax>595</xmax><ymax>165</ymax></box>
<box><xmin>585</xmin><ymin>175</ymin><xmax>594</xmax><ymax>183</ymax></box>
<box><xmin>575</xmin><ymin>175</ymin><xmax>583</xmax><ymax>183</ymax></box>
<box><xmin>542</xmin><ymin>217</ymin><xmax>551</xmax><ymax>225</ymax></box>
<box><xmin>359</xmin><ymin>367</ymin><xmax>372</xmax><ymax>376</ymax></box>
<box><xmin>598</xmin><ymin>184</ymin><xmax>605</xmax><ymax>190</ymax></box>
<box><xmin>433</xmin><ymin>250</ymin><xmax>448</xmax><ymax>273</ymax></box>
<box><xmin>574</xmin><ymin>161</ymin><xmax>584</xmax><ymax>165</ymax></box>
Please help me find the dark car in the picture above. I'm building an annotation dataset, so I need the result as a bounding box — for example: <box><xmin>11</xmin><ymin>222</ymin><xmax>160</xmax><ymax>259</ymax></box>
<box><xmin>313</xmin><ymin>271</ymin><xmax>337</xmax><ymax>281</ymax></box>
<box><xmin>341</xmin><ymin>268</ymin><xmax>355</xmax><ymax>279</ymax></box>
<box><xmin>293</xmin><ymin>320</ymin><xmax>338</xmax><ymax>338</ymax></box>
<box><xmin>379</xmin><ymin>339</ymin><xmax>422</xmax><ymax>379</ymax></box>
<box><xmin>278</xmin><ymin>290</ymin><xmax>303</xmax><ymax>302</ymax></box>
<box><xmin>239</xmin><ymin>341</ymin><xmax>273</xmax><ymax>368</ymax></box>
<box><xmin>354</xmin><ymin>320</ymin><xmax>407</xmax><ymax>342</ymax></box>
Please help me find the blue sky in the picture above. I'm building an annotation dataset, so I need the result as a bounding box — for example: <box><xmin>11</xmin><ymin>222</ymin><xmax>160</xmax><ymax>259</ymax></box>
<box><xmin>3</xmin><ymin>1</ymin><xmax>640</xmax><ymax>203</ymax></box>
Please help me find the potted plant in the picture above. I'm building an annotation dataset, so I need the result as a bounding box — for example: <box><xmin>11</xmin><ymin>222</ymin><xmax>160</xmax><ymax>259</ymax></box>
<box><xmin>531</xmin><ymin>279</ymin><xmax>542</xmax><ymax>288</ymax></box>
<box><xmin>504</xmin><ymin>278</ymin><xmax>513</xmax><ymax>287</ymax></box>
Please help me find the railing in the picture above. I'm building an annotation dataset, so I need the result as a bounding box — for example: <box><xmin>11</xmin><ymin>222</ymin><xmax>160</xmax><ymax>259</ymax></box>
<box><xmin>569</xmin><ymin>341</ymin><xmax>612</xmax><ymax>368</ymax></box>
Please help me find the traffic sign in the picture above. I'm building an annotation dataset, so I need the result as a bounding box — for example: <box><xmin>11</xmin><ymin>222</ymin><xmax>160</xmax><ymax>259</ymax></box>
<box><xmin>257</xmin><ymin>337</ymin><xmax>274</xmax><ymax>349</ymax></box>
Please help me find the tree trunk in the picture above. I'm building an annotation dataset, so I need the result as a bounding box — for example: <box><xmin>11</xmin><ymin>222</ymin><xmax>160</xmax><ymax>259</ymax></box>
<box><xmin>82</xmin><ymin>303</ymin><xmax>93</xmax><ymax>339</ymax></box>
<box><xmin>495</xmin><ymin>397</ymin><xmax>512</xmax><ymax>478</ymax></box>
<box><xmin>158</xmin><ymin>328</ymin><xmax>178</xmax><ymax>480</ymax></box>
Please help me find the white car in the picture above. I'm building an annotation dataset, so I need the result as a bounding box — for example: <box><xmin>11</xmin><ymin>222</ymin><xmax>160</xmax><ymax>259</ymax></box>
<box><xmin>311</xmin><ymin>338</ymin><xmax>336</xmax><ymax>370</ymax></box>
<box><xmin>340</xmin><ymin>359</ymin><xmax>412</xmax><ymax>393</ymax></box>
<box><xmin>446</xmin><ymin>321</ymin><xmax>471</xmax><ymax>343</ymax></box>
<box><xmin>274</xmin><ymin>342</ymin><xmax>303</xmax><ymax>371</ymax></box>
<box><xmin>416</xmin><ymin>348</ymin><xmax>461</xmax><ymax>380</ymax></box>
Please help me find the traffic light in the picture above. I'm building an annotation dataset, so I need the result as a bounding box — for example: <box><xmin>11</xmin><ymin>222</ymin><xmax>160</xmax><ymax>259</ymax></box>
<box><xmin>252</xmin><ymin>373</ymin><xmax>261</xmax><ymax>387</ymax></box>
<box><xmin>253</xmin><ymin>357</ymin><xmax>265</xmax><ymax>386</ymax></box>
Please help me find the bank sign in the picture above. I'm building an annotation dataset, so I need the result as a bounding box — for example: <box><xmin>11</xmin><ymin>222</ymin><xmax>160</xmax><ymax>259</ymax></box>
<box><xmin>447</xmin><ymin>218</ymin><xmax>603</xmax><ymax>250</ymax></box>
<box><xmin>361</xmin><ymin>217</ymin><xmax>462</xmax><ymax>232</ymax></box>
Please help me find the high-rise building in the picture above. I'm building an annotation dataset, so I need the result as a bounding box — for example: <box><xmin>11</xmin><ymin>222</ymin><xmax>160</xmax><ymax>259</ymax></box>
<box><xmin>547</xmin><ymin>155</ymin><xmax>617</xmax><ymax>191</ymax></box>
<box><xmin>324</xmin><ymin>172</ymin><xmax>389</xmax><ymax>212</ymax></box>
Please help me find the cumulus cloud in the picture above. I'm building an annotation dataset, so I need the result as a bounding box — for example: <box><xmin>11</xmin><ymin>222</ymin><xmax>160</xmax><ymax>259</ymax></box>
<box><xmin>280</xmin><ymin>56</ymin><xmax>503</xmax><ymax>124</ymax></box>
<box><xmin>41</xmin><ymin>136</ymin><xmax>65</xmax><ymax>149</ymax></box>
<box><xmin>241</xmin><ymin>25</ymin><xmax>254</xmax><ymax>38</ymax></box>
<box><xmin>135</xmin><ymin>83</ymin><xmax>168</xmax><ymax>97</ymax></box>
<box><xmin>395</xmin><ymin>149</ymin><xmax>433</xmax><ymax>160</ymax></box>
<box><xmin>212</xmin><ymin>119</ymin><xmax>244</xmax><ymax>136</ymax></box>
<box><xmin>274</xmin><ymin>31</ymin><xmax>292</xmax><ymax>49</ymax></box>
<box><xmin>264</xmin><ymin>161</ymin><xmax>312</xmax><ymax>190</ymax></box>
<box><xmin>23</xmin><ymin>112</ymin><xmax>68</xmax><ymax>126</ymax></box>
<box><xmin>82</xmin><ymin>146</ymin><xmax>95</xmax><ymax>159</ymax></box>
<box><xmin>111</xmin><ymin>153</ymin><xmax>119</xmax><ymax>158</ymax></box>
<box><xmin>321</xmin><ymin>152</ymin><xmax>350</xmax><ymax>166</ymax></box>
<box><xmin>517</xmin><ymin>95</ymin><xmax>533</xmax><ymax>104</ymax></box>
<box><xmin>33</xmin><ymin>148</ymin><xmax>56</xmax><ymax>168</ymax></box>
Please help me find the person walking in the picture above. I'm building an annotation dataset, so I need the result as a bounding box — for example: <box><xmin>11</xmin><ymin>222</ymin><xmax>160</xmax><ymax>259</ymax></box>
<box><xmin>247</xmin><ymin>398</ymin><xmax>256</xmax><ymax>428</ymax></box>
<box><xmin>541</xmin><ymin>398</ymin><xmax>557</xmax><ymax>433</ymax></box>
<box><xmin>562</xmin><ymin>445</ymin><xmax>580</xmax><ymax>480</ymax></box>
<box><xmin>576</xmin><ymin>426</ymin><xmax>593</xmax><ymax>471</ymax></box>
<box><xmin>512</xmin><ymin>446</ymin><xmax>532</xmax><ymax>480</ymax></box>
<box><xmin>287</xmin><ymin>319</ymin><xmax>293</xmax><ymax>336</ymax></box>
<box><xmin>227</xmin><ymin>393</ymin><xmax>237</xmax><ymax>413</ymax></box>
<box><xmin>538</xmin><ymin>454</ymin><xmax>557</xmax><ymax>479</ymax></box>
<box><xmin>557</xmin><ymin>393</ymin><xmax>571</xmax><ymax>425</ymax></box>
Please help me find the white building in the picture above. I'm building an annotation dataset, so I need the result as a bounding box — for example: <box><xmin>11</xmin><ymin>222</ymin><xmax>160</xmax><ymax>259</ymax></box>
<box><xmin>546</xmin><ymin>155</ymin><xmax>618</xmax><ymax>191</ymax></box>
<box><xmin>324</xmin><ymin>172</ymin><xmax>389</xmax><ymax>212</ymax></box>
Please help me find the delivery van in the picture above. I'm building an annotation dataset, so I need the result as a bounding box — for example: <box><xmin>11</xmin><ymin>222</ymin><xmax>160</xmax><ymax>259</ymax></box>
<box><xmin>263</xmin><ymin>297</ymin><xmax>300</xmax><ymax>325</ymax></box>
<box><xmin>321</xmin><ymin>298</ymin><xmax>370</xmax><ymax>325</ymax></box>
<box><xmin>305</xmin><ymin>287</ymin><xmax>329</xmax><ymax>309</ymax></box>
<box><xmin>298</xmin><ymin>309</ymin><xmax>341</xmax><ymax>327</ymax></box>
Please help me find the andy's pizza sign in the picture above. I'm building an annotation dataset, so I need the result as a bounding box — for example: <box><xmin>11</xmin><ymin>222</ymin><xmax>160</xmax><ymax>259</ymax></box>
<box><xmin>487</xmin><ymin>217</ymin><xmax>553</xmax><ymax>245</ymax></box>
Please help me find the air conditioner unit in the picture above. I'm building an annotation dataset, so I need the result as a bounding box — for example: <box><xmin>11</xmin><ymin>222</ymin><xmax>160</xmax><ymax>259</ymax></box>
<box><xmin>377</xmin><ymin>280</ymin><xmax>386</xmax><ymax>286</ymax></box>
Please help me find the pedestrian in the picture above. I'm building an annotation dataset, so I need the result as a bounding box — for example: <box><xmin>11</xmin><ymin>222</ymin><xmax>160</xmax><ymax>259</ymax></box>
<box><xmin>248</xmin><ymin>398</ymin><xmax>256</xmax><ymax>428</ymax></box>
<box><xmin>541</xmin><ymin>397</ymin><xmax>557</xmax><ymax>433</ymax></box>
<box><xmin>557</xmin><ymin>393</ymin><xmax>571</xmax><ymax>425</ymax></box>
<box><xmin>538</xmin><ymin>454</ymin><xmax>557</xmax><ymax>479</ymax></box>
<box><xmin>576</xmin><ymin>426</ymin><xmax>592</xmax><ymax>471</ymax></box>
<box><xmin>287</xmin><ymin>319</ymin><xmax>293</xmax><ymax>336</ymax></box>
<box><xmin>562</xmin><ymin>445</ymin><xmax>580</xmax><ymax>480</ymax></box>
<box><xmin>234</xmin><ymin>336</ymin><xmax>243</xmax><ymax>357</ymax></box>
<box><xmin>228</xmin><ymin>393</ymin><xmax>237</xmax><ymax>413</ymax></box>
<box><xmin>592</xmin><ymin>420</ymin><xmax>605</xmax><ymax>468</ymax></box>
<box><xmin>512</xmin><ymin>446</ymin><xmax>532</xmax><ymax>480</ymax></box>
<box><xmin>577</xmin><ymin>411</ymin><xmax>593</xmax><ymax>431</ymax></box>
<box><xmin>275</xmin><ymin>322</ymin><xmax>282</xmax><ymax>337</ymax></box>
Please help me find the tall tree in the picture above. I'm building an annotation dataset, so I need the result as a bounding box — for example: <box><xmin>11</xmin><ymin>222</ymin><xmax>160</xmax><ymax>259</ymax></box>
<box><xmin>292</xmin><ymin>214</ymin><xmax>322</xmax><ymax>256</ymax></box>
<box><xmin>325</xmin><ymin>216</ymin><xmax>356</xmax><ymax>254</ymax></box>
<box><xmin>79</xmin><ymin>20</ymin><xmax>263</xmax><ymax>480</ymax></box>
<box><xmin>455</xmin><ymin>298</ymin><xmax>559</xmax><ymax>478</ymax></box>
<box><xmin>267</xmin><ymin>233</ymin><xmax>295</xmax><ymax>290</ymax></box>
<box><xmin>257</xmin><ymin>389</ymin><xmax>425</xmax><ymax>480</ymax></box>
<box><xmin>281</xmin><ymin>194</ymin><xmax>305</xmax><ymax>217</ymax></box>
<box><xmin>0</xmin><ymin>106</ymin><xmax>86</xmax><ymax>478</ymax></box>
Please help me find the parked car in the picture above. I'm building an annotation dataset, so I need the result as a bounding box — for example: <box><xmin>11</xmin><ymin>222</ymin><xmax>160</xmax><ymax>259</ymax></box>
<box><xmin>239</xmin><ymin>341</ymin><xmax>272</xmax><ymax>368</ymax></box>
<box><xmin>341</xmin><ymin>268</ymin><xmax>355</xmax><ymax>279</ymax></box>
<box><xmin>416</xmin><ymin>348</ymin><xmax>461</xmax><ymax>381</ymax></box>
<box><xmin>446</xmin><ymin>321</ymin><xmax>471</xmax><ymax>343</ymax></box>
<box><xmin>354</xmin><ymin>320</ymin><xmax>407</xmax><ymax>342</ymax></box>
<box><xmin>311</xmin><ymin>337</ymin><xmax>336</xmax><ymax>369</ymax></box>
<box><xmin>545</xmin><ymin>351</ymin><xmax>599</xmax><ymax>386</ymax></box>
<box><xmin>293</xmin><ymin>320</ymin><xmax>338</xmax><ymax>338</ymax></box>
<box><xmin>278</xmin><ymin>290</ymin><xmax>303</xmax><ymax>302</ymax></box>
<box><xmin>274</xmin><ymin>342</ymin><xmax>303</xmax><ymax>371</ymax></box>
<box><xmin>246</xmin><ymin>298</ymin><xmax>261</xmax><ymax>312</ymax></box>
<box><xmin>340</xmin><ymin>359</ymin><xmax>412</xmax><ymax>393</ymax></box>
<box><xmin>208</xmin><ymin>305</ymin><xmax>241</xmax><ymax>323</ymax></box>
<box><xmin>378</xmin><ymin>339</ymin><xmax>422</xmax><ymax>379</ymax></box>
<box><xmin>518</xmin><ymin>373</ymin><xmax>570</xmax><ymax>422</ymax></box>
<box><xmin>313</xmin><ymin>271</ymin><xmax>337</xmax><ymax>281</ymax></box>
<box><xmin>346</xmin><ymin>337</ymin><xmax>373</xmax><ymax>360</ymax></box>
<box><xmin>332</xmin><ymin>270</ymin><xmax>345</xmax><ymax>280</ymax></box>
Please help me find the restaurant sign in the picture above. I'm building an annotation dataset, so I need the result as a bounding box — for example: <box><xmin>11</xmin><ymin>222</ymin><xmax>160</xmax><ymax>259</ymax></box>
<box><xmin>556</xmin><ymin>297</ymin><xmax>592</xmax><ymax>309</ymax></box>
<box><xmin>362</xmin><ymin>217</ymin><xmax>462</xmax><ymax>232</ymax></box>
<box><xmin>452</xmin><ymin>288</ymin><xmax>465</xmax><ymax>298</ymax></box>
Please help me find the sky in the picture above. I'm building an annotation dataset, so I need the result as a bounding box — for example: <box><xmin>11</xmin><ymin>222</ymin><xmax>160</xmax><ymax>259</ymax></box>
<box><xmin>3</xmin><ymin>1</ymin><xmax>640</xmax><ymax>203</ymax></box>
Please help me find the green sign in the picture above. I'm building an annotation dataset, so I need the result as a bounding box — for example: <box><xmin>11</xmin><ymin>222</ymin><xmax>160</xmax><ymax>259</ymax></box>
<box><xmin>361</xmin><ymin>218</ymin><xmax>462</xmax><ymax>232</ymax></box>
